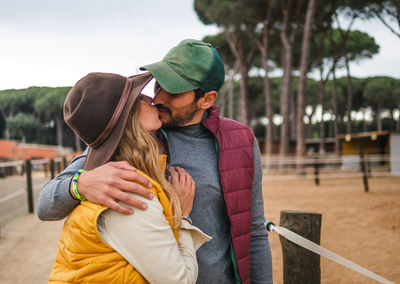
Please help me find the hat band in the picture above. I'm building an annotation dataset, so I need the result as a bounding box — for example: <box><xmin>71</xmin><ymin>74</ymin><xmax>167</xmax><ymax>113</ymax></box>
<box><xmin>89</xmin><ymin>77</ymin><xmax>133</xmax><ymax>148</ymax></box>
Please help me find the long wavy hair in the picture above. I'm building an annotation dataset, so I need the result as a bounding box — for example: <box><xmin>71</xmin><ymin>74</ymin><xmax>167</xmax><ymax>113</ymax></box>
<box><xmin>114</xmin><ymin>99</ymin><xmax>182</xmax><ymax>227</ymax></box>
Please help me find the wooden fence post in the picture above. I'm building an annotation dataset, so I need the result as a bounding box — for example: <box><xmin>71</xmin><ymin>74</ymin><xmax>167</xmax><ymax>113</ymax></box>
<box><xmin>25</xmin><ymin>159</ymin><xmax>34</xmax><ymax>214</ymax></box>
<box><xmin>314</xmin><ymin>157</ymin><xmax>320</xmax><ymax>186</ymax></box>
<box><xmin>62</xmin><ymin>156</ymin><xmax>67</xmax><ymax>170</ymax></box>
<box><xmin>359</xmin><ymin>139</ymin><xmax>369</xmax><ymax>193</ymax></box>
<box><xmin>55</xmin><ymin>160</ymin><xmax>61</xmax><ymax>174</ymax></box>
<box><xmin>50</xmin><ymin>159</ymin><xmax>55</xmax><ymax>179</ymax></box>
<box><xmin>279</xmin><ymin>210</ymin><xmax>322</xmax><ymax>284</ymax></box>
<box><xmin>44</xmin><ymin>160</ymin><xmax>48</xmax><ymax>177</ymax></box>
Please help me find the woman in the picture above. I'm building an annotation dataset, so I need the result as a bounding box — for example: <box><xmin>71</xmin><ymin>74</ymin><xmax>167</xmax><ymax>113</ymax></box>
<box><xmin>48</xmin><ymin>72</ymin><xmax>210</xmax><ymax>283</ymax></box>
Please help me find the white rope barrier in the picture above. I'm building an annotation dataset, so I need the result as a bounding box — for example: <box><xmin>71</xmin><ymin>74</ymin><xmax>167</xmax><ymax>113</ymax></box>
<box><xmin>265</xmin><ymin>222</ymin><xmax>394</xmax><ymax>284</ymax></box>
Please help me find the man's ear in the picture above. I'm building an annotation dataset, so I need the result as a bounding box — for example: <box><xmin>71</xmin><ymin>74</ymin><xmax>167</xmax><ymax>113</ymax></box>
<box><xmin>199</xmin><ymin>91</ymin><xmax>218</xmax><ymax>110</ymax></box>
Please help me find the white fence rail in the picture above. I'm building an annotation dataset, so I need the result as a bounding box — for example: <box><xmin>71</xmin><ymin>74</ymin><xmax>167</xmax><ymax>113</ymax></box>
<box><xmin>261</xmin><ymin>154</ymin><xmax>398</xmax><ymax>182</ymax></box>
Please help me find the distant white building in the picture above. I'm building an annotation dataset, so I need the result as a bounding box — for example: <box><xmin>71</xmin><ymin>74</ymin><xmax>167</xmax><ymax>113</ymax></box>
<box><xmin>390</xmin><ymin>134</ymin><xmax>400</xmax><ymax>177</ymax></box>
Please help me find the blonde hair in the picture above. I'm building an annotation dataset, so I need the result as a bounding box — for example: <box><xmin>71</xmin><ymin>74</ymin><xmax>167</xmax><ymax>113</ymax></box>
<box><xmin>114</xmin><ymin>99</ymin><xmax>182</xmax><ymax>227</ymax></box>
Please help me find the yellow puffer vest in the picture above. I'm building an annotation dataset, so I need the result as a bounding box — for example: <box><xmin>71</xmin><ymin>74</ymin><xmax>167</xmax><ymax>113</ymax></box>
<box><xmin>48</xmin><ymin>168</ymin><xmax>178</xmax><ymax>284</ymax></box>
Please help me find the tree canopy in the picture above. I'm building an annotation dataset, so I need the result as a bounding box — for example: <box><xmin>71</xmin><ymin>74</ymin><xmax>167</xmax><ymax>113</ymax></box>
<box><xmin>194</xmin><ymin>0</ymin><xmax>398</xmax><ymax>155</ymax></box>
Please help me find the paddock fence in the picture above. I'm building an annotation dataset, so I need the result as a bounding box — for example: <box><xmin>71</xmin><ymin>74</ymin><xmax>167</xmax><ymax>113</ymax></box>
<box><xmin>262</xmin><ymin>153</ymin><xmax>399</xmax><ymax>191</ymax></box>
<box><xmin>0</xmin><ymin>154</ymin><xmax>398</xmax><ymax>282</ymax></box>
<box><xmin>0</xmin><ymin>157</ymin><xmax>70</xmax><ymax>229</ymax></box>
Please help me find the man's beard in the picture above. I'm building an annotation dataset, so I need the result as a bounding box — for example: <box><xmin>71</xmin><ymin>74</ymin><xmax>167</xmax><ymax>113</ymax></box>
<box><xmin>157</xmin><ymin>102</ymin><xmax>200</xmax><ymax>129</ymax></box>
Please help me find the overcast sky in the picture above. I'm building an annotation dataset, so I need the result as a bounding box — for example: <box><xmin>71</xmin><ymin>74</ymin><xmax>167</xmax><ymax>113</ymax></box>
<box><xmin>1</xmin><ymin>0</ymin><xmax>399</xmax><ymax>91</ymax></box>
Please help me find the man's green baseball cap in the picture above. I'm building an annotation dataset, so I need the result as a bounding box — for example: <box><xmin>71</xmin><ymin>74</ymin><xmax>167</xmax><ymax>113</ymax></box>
<box><xmin>140</xmin><ymin>39</ymin><xmax>225</xmax><ymax>94</ymax></box>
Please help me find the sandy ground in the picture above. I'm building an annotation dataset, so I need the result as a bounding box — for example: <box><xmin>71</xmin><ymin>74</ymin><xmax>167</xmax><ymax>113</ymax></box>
<box><xmin>0</xmin><ymin>215</ymin><xmax>63</xmax><ymax>284</ymax></box>
<box><xmin>264</xmin><ymin>175</ymin><xmax>400</xmax><ymax>284</ymax></box>
<box><xmin>0</xmin><ymin>175</ymin><xmax>398</xmax><ymax>283</ymax></box>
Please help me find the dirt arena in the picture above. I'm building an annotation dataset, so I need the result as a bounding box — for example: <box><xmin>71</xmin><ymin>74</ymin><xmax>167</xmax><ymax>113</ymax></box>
<box><xmin>0</xmin><ymin>174</ymin><xmax>399</xmax><ymax>283</ymax></box>
<box><xmin>263</xmin><ymin>175</ymin><xmax>399</xmax><ymax>283</ymax></box>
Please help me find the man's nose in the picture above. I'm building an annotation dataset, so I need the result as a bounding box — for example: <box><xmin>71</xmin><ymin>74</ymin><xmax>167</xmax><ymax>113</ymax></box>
<box><xmin>153</xmin><ymin>89</ymin><xmax>166</xmax><ymax>104</ymax></box>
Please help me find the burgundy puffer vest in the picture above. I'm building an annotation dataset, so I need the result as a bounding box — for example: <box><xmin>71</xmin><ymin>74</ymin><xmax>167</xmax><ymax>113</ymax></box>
<box><xmin>202</xmin><ymin>105</ymin><xmax>254</xmax><ymax>284</ymax></box>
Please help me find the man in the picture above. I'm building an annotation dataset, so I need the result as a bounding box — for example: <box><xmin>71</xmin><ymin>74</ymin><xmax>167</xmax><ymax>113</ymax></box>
<box><xmin>37</xmin><ymin>39</ymin><xmax>273</xmax><ymax>284</ymax></box>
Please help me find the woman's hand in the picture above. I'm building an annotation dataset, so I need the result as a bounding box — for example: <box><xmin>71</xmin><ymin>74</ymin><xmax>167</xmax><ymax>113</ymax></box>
<box><xmin>169</xmin><ymin>167</ymin><xmax>195</xmax><ymax>217</ymax></box>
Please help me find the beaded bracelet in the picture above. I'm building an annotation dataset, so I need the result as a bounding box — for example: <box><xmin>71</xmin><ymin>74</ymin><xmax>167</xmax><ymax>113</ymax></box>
<box><xmin>182</xmin><ymin>216</ymin><xmax>192</xmax><ymax>225</ymax></box>
<box><xmin>72</xmin><ymin>169</ymin><xmax>87</xmax><ymax>201</ymax></box>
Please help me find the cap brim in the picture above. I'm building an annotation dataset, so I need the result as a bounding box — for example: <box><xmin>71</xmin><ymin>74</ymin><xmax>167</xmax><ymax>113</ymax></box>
<box><xmin>140</xmin><ymin>61</ymin><xmax>198</xmax><ymax>94</ymax></box>
<box><xmin>84</xmin><ymin>72</ymin><xmax>153</xmax><ymax>170</ymax></box>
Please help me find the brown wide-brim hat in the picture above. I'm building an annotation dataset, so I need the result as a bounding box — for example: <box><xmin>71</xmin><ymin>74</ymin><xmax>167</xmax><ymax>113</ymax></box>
<box><xmin>64</xmin><ymin>72</ymin><xmax>153</xmax><ymax>170</ymax></box>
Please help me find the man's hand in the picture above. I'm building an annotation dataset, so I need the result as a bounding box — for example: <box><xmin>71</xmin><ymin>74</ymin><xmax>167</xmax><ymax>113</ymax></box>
<box><xmin>70</xmin><ymin>161</ymin><xmax>154</xmax><ymax>214</ymax></box>
<box><xmin>169</xmin><ymin>166</ymin><xmax>195</xmax><ymax>216</ymax></box>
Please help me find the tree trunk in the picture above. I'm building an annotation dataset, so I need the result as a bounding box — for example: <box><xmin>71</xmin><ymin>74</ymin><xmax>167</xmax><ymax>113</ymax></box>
<box><xmin>332</xmin><ymin>70</ymin><xmax>340</xmax><ymax>154</ymax></box>
<box><xmin>306</xmin><ymin>115</ymin><xmax>313</xmax><ymax>139</ymax></box>
<box><xmin>217</xmin><ymin>89</ymin><xmax>227</xmax><ymax>116</ymax></box>
<box><xmin>318</xmin><ymin>84</ymin><xmax>326</xmax><ymax>154</ymax></box>
<box><xmin>391</xmin><ymin>109</ymin><xmax>396</xmax><ymax>131</ymax></box>
<box><xmin>224</xmin><ymin>31</ymin><xmax>249</xmax><ymax>125</ymax></box>
<box><xmin>216</xmin><ymin>65</ymin><xmax>230</xmax><ymax>116</ymax></box>
<box><xmin>2</xmin><ymin>111</ymin><xmax>11</xmax><ymax>140</ymax></box>
<box><xmin>316</xmin><ymin>26</ymin><xmax>326</xmax><ymax>154</ymax></box>
<box><xmin>227</xmin><ymin>69</ymin><xmax>234</xmax><ymax>119</ymax></box>
<box><xmin>273</xmin><ymin>122</ymin><xmax>278</xmax><ymax>146</ymax></box>
<box><xmin>261</xmin><ymin>57</ymin><xmax>273</xmax><ymax>156</ymax></box>
<box><xmin>371</xmin><ymin>6</ymin><xmax>400</xmax><ymax>39</ymax></box>
<box><xmin>4</xmin><ymin>128</ymin><xmax>10</xmax><ymax>140</ymax></box>
<box><xmin>279</xmin><ymin>5</ymin><xmax>295</xmax><ymax>156</ymax></box>
<box><xmin>362</xmin><ymin>108</ymin><xmax>368</xmax><ymax>132</ymax></box>
<box><xmin>253</xmin><ymin>15</ymin><xmax>274</xmax><ymax>156</ymax></box>
<box><xmin>328</xmin><ymin>119</ymin><xmax>333</xmax><ymax>138</ymax></box>
<box><xmin>296</xmin><ymin>0</ymin><xmax>317</xmax><ymax>157</ymax></box>
<box><xmin>306</xmin><ymin>104</ymin><xmax>317</xmax><ymax>139</ymax></box>
<box><xmin>290</xmin><ymin>92</ymin><xmax>296</xmax><ymax>141</ymax></box>
<box><xmin>335</xmin><ymin>13</ymin><xmax>357</xmax><ymax>135</ymax></box>
<box><xmin>237</xmin><ymin>35</ymin><xmax>250</xmax><ymax>125</ymax></box>
<box><xmin>55</xmin><ymin>116</ymin><xmax>63</xmax><ymax>146</ymax></box>
<box><xmin>344</xmin><ymin>56</ymin><xmax>353</xmax><ymax>134</ymax></box>
<box><xmin>329</xmin><ymin>26</ymin><xmax>341</xmax><ymax>154</ymax></box>
<box><xmin>264</xmin><ymin>89</ymin><xmax>273</xmax><ymax>155</ymax></box>
<box><xmin>376</xmin><ymin>106</ymin><xmax>382</xmax><ymax>131</ymax></box>
<box><xmin>280</xmin><ymin>47</ymin><xmax>291</xmax><ymax>156</ymax></box>
<box><xmin>317</xmin><ymin>77</ymin><xmax>326</xmax><ymax>154</ymax></box>
<box><xmin>238</xmin><ymin>62</ymin><xmax>248</xmax><ymax>125</ymax></box>
<box><xmin>74</xmin><ymin>134</ymin><xmax>82</xmax><ymax>152</ymax></box>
